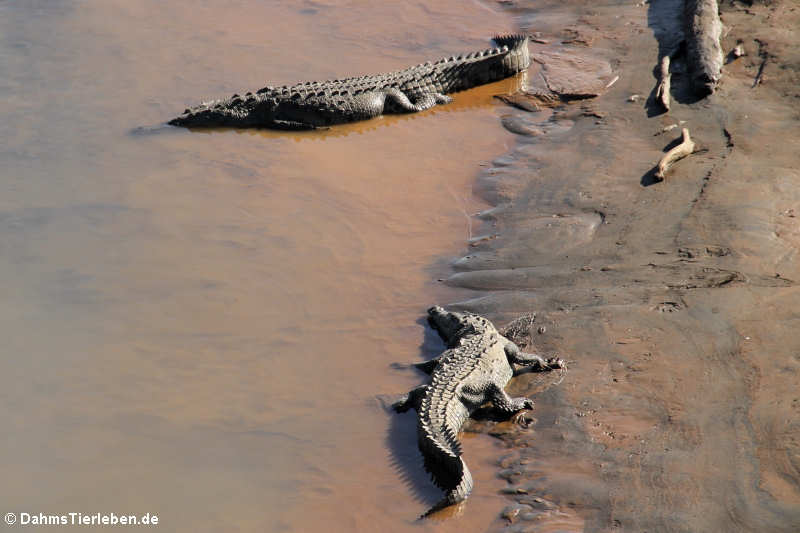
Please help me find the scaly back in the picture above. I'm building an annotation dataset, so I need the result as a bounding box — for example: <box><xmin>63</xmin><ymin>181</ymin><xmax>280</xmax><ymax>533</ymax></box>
<box><xmin>254</xmin><ymin>34</ymin><xmax>530</xmax><ymax>102</ymax></box>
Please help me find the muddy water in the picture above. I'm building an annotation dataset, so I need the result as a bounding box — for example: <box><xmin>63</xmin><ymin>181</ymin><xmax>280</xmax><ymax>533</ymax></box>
<box><xmin>0</xmin><ymin>1</ymin><xmax>528</xmax><ymax>531</ymax></box>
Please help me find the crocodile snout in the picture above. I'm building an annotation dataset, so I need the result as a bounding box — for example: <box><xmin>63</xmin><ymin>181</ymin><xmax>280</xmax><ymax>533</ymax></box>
<box><xmin>427</xmin><ymin>305</ymin><xmax>446</xmax><ymax>316</ymax></box>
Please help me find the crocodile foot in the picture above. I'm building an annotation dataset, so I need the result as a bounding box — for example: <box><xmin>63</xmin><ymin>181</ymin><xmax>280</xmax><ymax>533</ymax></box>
<box><xmin>514</xmin><ymin>411</ymin><xmax>535</xmax><ymax>428</ymax></box>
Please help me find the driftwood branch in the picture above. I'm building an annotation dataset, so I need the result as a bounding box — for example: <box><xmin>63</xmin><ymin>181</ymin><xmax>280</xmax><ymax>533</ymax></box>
<box><xmin>752</xmin><ymin>41</ymin><xmax>769</xmax><ymax>88</ymax></box>
<box><xmin>685</xmin><ymin>0</ymin><xmax>723</xmax><ymax>95</ymax></box>
<box><xmin>753</xmin><ymin>56</ymin><xmax>767</xmax><ymax>87</ymax></box>
<box><xmin>655</xmin><ymin>55</ymin><xmax>672</xmax><ymax>111</ymax></box>
<box><xmin>655</xmin><ymin>128</ymin><xmax>696</xmax><ymax>181</ymax></box>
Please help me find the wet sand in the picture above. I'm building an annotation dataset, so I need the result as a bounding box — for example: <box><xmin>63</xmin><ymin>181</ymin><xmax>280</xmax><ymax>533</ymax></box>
<box><xmin>443</xmin><ymin>0</ymin><xmax>800</xmax><ymax>531</ymax></box>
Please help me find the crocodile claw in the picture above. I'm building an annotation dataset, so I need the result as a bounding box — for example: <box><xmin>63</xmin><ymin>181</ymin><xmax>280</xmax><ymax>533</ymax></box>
<box><xmin>546</xmin><ymin>357</ymin><xmax>564</xmax><ymax>369</ymax></box>
<box><xmin>514</xmin><ymin>411</ymin><xmax>535</xmax><ymax>428</ymax></box>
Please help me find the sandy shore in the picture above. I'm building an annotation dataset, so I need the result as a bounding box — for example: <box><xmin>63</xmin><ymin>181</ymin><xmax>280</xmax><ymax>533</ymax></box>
<box><xmin>444</xmin><ymin>0</ymin><xmax>800</xmax><ymax>530</ymax></box>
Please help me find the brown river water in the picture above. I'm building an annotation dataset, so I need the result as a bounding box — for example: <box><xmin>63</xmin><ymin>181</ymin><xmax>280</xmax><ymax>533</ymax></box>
<box><xmin>0</xmin><ymin>1</ymin><xmax>525</xmax><ymax>531</ymax></box>
<box><xmin>5</xmin><ymin>1</ymin><xmax>800</xmax><ymax>532</ymax></box>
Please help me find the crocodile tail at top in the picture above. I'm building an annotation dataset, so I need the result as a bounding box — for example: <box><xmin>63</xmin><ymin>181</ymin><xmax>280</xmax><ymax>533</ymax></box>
<box><xmin>492</xmin><ymin>34</ymin><xmax>531</xmax><ymax>73</ymax></box>
<box><xmin>492</xmin><ymin>34</ymin><xmax>529</xmax><ymax>51</ymax></box>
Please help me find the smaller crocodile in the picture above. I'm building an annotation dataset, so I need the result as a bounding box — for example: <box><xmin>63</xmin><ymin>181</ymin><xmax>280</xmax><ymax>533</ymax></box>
<box><xmin>392</xmin><ymin>306</ymin><xmax>563</xmax><ymax>517</ymax></box>
<box><xmin>169</xmin><ymin>35</ymin><xmax>530</xmax><ymax>130</ymax></box>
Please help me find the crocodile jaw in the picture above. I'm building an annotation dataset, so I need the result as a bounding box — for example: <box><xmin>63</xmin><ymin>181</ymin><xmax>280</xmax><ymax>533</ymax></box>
<box><xmin>169</xmin><ymin>97</ymin><xmax>277</xmax><ymax>128</ymax></box>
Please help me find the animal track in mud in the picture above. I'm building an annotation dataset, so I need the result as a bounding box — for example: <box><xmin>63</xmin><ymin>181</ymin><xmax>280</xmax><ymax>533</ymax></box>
<box><xmin>678</xmin><ymin>245</ymin><xmax>731</xmax><ymax>259</ymax></box>
<box><xmin>653</xmin><ymin>301</ymin><xmax>683</xmax><ymax>313</ymax></box>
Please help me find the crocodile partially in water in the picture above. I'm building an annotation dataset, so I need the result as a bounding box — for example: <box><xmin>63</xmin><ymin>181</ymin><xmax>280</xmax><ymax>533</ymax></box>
<box><xmin>169</xmin><ymin>35</ymin><xmax>530</xmax><ymax>130</ymax></box>
<box><xmin>393</xmin><ymin>306</ymin><xmax>563</xmax><ymax>517</ymax></box>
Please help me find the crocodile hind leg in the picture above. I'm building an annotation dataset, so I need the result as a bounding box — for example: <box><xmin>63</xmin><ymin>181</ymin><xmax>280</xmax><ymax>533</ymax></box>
<box><xmin>384</xmin><ymin>88</ymin><xmax>452</xmax><ymax>114</ymax></box>
<box><xmin>392</xmin><ymin>384</ymin><xmax>429</xmax><ymax>413</ymax></box>
<box><xmin>505</xmin><ymin>341</ymin><xmax>563</xmax><ymax>374</ymax></box>
<box><xmin>488</xmin><ymin>383</ymin><xmax>534</xmax><ymax>413</ymax></box>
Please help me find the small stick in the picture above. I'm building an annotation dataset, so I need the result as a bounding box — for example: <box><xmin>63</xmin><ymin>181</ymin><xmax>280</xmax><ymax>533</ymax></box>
<box><xmin>655</xmin><ymin>128</ymin><xmax>696</xmax><ymax>181</ymax></box>
<box><xmin>753</xmin><ymin>55</ymin><xmax>768</xmax><ymax>88</ymax></box>
<box><xmin>655</xmin><ymin>55</ymin><xmax>671</xmax><ymax>111</ymax></box>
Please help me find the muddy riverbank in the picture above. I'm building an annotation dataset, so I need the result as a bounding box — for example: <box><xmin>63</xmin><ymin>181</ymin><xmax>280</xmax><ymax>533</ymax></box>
<box><xmin>443</xmin><ymin>0</ymin><xmax>800</xmax><ymax>530</ymax></box>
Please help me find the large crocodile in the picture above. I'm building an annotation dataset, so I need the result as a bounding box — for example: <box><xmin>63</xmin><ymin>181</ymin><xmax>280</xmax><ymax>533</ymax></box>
<box><xmin>392</xmin><ymin>306</ymin><xmax>563</xmax><ymax>517</ymax></box>
<box><xmin>169</xmin><ymin>35</ymin><xmax>530</xmax><ymax>130</ymax></box>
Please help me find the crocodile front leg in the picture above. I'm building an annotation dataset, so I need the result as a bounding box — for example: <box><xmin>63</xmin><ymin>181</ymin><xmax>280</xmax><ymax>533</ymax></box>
<box><xmin>488</xmin><ymin>383</ymin><xmax>534</xmax><ymax>413</ymax></box>
<box><xmin>390</xmin><ymin>357</ymin><xmax>441</xmax><ymax>375</ymax></box>
<box><xmin>412</xmin><ymin>358</ymin><xmax>440</xmax><ymax>374</ymax></box>
<box><xmin>505</xmin><ymin>342</ymin><xmax>563</xmax><ymax>374</ymax></box>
